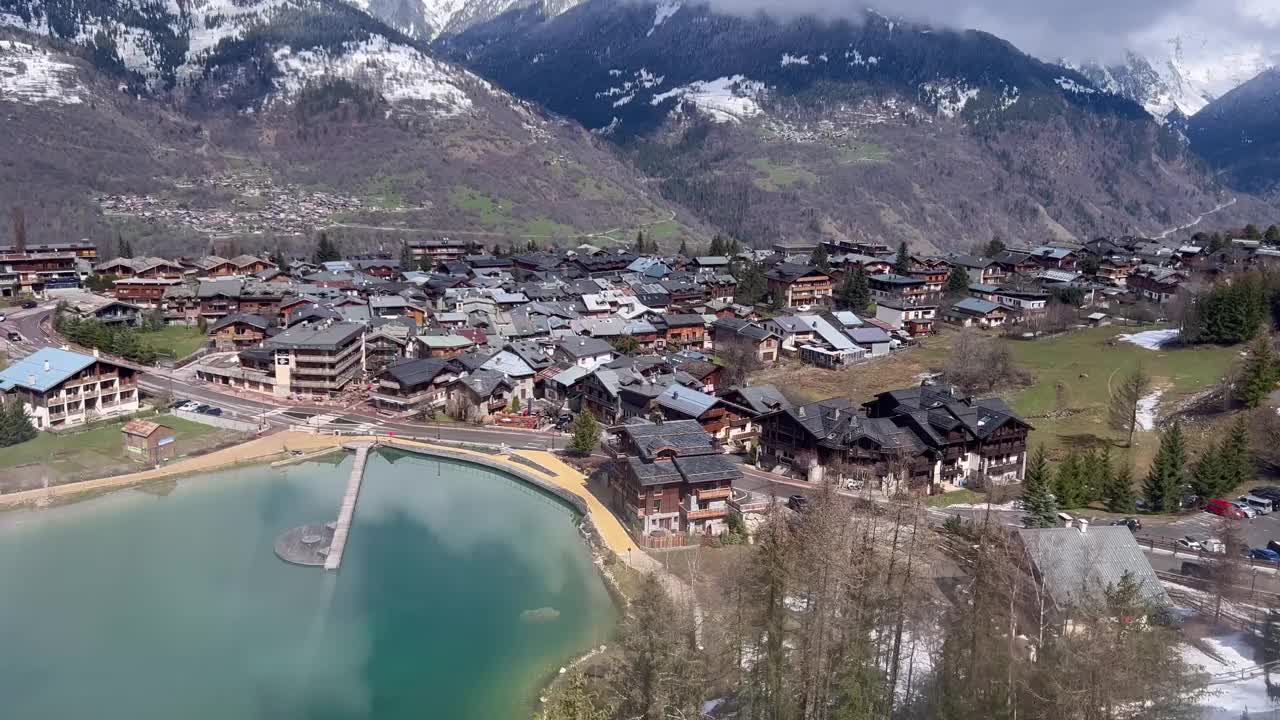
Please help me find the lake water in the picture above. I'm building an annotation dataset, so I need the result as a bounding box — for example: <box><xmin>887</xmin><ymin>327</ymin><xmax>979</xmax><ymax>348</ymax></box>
<box><xmin>0</xmin><ymin>449</ymin><xmax>616</xmax><ymax>719</ymax></box>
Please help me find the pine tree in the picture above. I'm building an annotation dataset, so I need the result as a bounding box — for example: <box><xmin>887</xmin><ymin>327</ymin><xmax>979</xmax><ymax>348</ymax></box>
<box><xmin>116</xmin><ymin>234</ymin><xmax>133</xmax><ymax>259</ymax></box>
<box><xmin>1266</xmin><ymin>225</ymin><xmax>1280</xmax><ymax>246</ymax></box>
<box><xmin>1144</xmin><ymin>421</ymin><xmax>1188</xmax><ymax>513</ymax></box>
<box><xmin>1105</xmin><ymin>463</ymin><xmax>1137</xmax><ymax>514</ymax></box>
<box><xmin>708</xmin><ymin>234</ymin><xmax>724</xmax><ymax>256</ymax></box>
<box><xmin>1021</xmin><ymin>446</ymin><xmax>1059</xmax><ymax>528</ymax></box>
<box><xmin>894</xmin><ymin>242</ymin><xmax>910</xmax><ymax>275</ymax></box>
<box><xmin>839</xmin><ymin>266</ymin><xmax>870</xmax><ymax>311</ymax></box>
<box><xmin>1237</xmin><ymin>336</ymin><xmax>1279</xmax><ymax>408</ymax></box>
<box><xmin>1218</xmin><ymin>416</ymin><xmax>1253</xmax><ymax>495</ymax></box>
<box><xmin>271</xmin><ymin>245</ymin><xmax>289</xmax><ymax>271</ymax></box>
<box><xmin>570</xmin><ymin>411</ymin><xmax>599</xmax><ymax>454</ymax></box>
<box><xmin>1082</xmin><ymin>448</ymin><xmax>1108</xmax><ymax>505</ymax></box>
<box><xmin>399</xmin><ymin>241</ymin><xmax>414</xmax><ymax>270</ymax></box>
<box><xmin>313</xmin><ymin>232</ymin><xmax>340</xmax><ymax>263</ymax></box>
<box><xmin>1189</xmin><ymin>441</ymin><xmax>1225</xmax><ymax>501</ymax></box>
<box><xmin>1244</xmin><ymin>223</ymin><xmax>1262</xmax><ymax>240</ymax></box>
<box><xmin>0</xmin><ymin>398</ymin><xmax>35</xmax><ymax>448</ymax></box>
<box><xmin>1053</xmin><ymin>452</ymin><xmax>1085</xmax><ymax>509</ymax></box>
<box><xmin>811</xmin><ymin>244</ymin><xmax>830</xmax><ymax>271</ymax></box>
<box><xmin>946</xmin><ymin>266</ymin><xmax>969</xmax><ymax>296</ymax></box>
<box><xmin>635</xmin><ymin>230</ymin><xmax>648</xmax><ymax>254</ymax></box>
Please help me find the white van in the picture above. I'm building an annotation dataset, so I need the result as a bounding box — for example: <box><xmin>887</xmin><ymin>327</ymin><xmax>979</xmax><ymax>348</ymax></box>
<box><xmin>1239</xmin><ymin>494</ymin><xmax>1274</xmax><ymax>515</ymax></box>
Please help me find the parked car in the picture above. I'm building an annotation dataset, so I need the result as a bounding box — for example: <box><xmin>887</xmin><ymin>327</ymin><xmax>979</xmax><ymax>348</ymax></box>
<box><xmin>177</xmin><ymin>401</ymin><xmax>200</xmax><ymax>412</ymax></box>
<box><xmin>1205</xmin><ymin>498</ymin><xmax>1247</xmax><ymax>519</ymax></box>
<box><xmin>6</xmin><ymin>331</ymin><xmax>20</xmax><ymax>342</ymax></box>
<box><xmin>19</xmin><ymin>300</ymin><xmax>36</xmax><ymax>309</ymax></box>
<box><xmin>205</xmin><ymin>407</ymin><xmax>223</xmax><ymax>416</ymax></box>
<box><xmin>0</xmin><ymin>313</ymin><xmax>8</xmax><ymax>322</ymax></box>
<box><xmin>1110</xmin><ymin>517</ymin><xmax>1142</xmax><ymax>532</ymax></box>
<box><xmin>787</xmin><ymin>495</ymin><xmax>811</xmax><ymax>513</ymax></box>
<box><xmin>1251</xmin><ymin>487</ymin><xmax>1280</xmax><ymax>505</ymax></box>
<box><xmin>1232</xmin><ymin>500</ymin><xmax>1259</xmax><ymax>519</ymax></box>
<box><xmin>1267</xmin><ymin>540</ymin><xmax>1280</xmax><ymax>555</ymax></box>
<box><xmin>1200</xmin><ymin>538</ymin><xmax>1227</xmax><ymax>554</ymax></box>
<box><xmin>1176</xmin><ymin>537</ymin><xmax>1202</xmax><ymax>551</ymax></box>
<box><xmin>1247</xmin><ymin>548</ymin><xmax>1280</xmax><ymax>563</ymax></box>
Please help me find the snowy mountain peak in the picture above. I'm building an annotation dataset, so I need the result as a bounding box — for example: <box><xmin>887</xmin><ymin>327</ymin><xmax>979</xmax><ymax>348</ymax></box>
<box><xmin>1070</xmin><ymin>37</ymin><xmax>1273</xmax><ymax>120</ymax></box>
<box><xmin>354</xmin><ymin>0</ymin><xmax>585</xmax><ymax>40</ymax></box>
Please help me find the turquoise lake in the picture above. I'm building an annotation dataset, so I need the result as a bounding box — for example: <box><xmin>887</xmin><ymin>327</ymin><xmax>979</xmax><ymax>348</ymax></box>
<box><xmin>0</xmin><ymin>449</ymin><xmax>616</xmax><ymax>719</ymax></box>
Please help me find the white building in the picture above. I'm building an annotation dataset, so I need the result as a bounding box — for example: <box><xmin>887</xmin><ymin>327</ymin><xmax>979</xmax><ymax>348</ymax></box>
<box><xmin>0</xmin><ymin>348</ymin><xmax>140</xmax><ymax>430</ymax></box>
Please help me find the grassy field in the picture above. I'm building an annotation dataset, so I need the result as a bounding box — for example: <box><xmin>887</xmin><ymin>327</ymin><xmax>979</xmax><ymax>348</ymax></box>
<box><xmin>450</xmin><ymin>186</ymin><xmax>513</xmax><ymax>226</ymax></box>
<box><xmin>748</xmin><ymin>157</ymin><xmax>820</xmax><ymax>191</ymax></box>
<box><xmin>522</xmin><ymin>216</ymin><xmax>577</xmax><ymax>237</ymax></box>
<box><xmin>138</xmin><ymin>326</ymin><xmax>208</xmax><ymax>359</ymax></box>
<box><xmin>751</xmin><ymin>325</ymin><xmax>1241</xmax><ymax>471</ymax></box>
<box><xmin>1004</xmin><ymin>327</ymin><xmax>1238</xmax><ymax>466</ymax></box>
<box><xmin>837</xmin><ymin>143</ymin><xmax>890</xmax><ymax>163</ymax></box>
<box><xmin>0</xmin><ymin>414</ymin><xmax>237</xmax><ymax>492</ymax></box>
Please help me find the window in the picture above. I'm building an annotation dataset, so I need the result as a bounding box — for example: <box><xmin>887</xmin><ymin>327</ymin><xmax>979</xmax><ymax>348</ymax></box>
<box><xmin>653</xmin><ymin>497</ymin><xmax>662</xmax><ymax>513</ymax></box>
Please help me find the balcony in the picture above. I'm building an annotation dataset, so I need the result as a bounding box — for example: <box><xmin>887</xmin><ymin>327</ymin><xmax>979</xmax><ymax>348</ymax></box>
<box><xmin>696</xmin><ymin>487</ymin><xmax>732</xmax><ymax>502</ymax></box>
<box><xmin>682</xmin><ymin>506</ymin><xmax>729</xmax><ymax>521</ymax></box>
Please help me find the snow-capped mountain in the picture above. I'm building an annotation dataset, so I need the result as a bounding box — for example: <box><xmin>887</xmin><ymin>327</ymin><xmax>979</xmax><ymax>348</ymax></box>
<box><xmin>0</xmin><ymin>0</ymin><xmax>488</xmax><ymax>115</ymax></box>
<box><xmin>349</xmin><ymin>0</ymin><xmax>582</xmax><ymax>40</ymax></box>
<box><xmin>0</xmin><ymin>0</ymin><xmax>692</xmax><ymax>251</ymax></box>
<box><xmin>438</xmin><ymin>0</ymin><xmax>1251</xmax><ymax>250</ymax></box>
<box><xmin>1071</xmin><ymin>38</ymin><xmax>1272</xmax><ymax>120</ymax></box>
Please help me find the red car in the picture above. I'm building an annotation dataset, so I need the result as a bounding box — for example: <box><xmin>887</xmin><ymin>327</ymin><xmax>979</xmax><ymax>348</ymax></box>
<box><xmin>1205</xmin><ymin>498</ymin><xmax>1247</xmax><ymax>519</ymax></box>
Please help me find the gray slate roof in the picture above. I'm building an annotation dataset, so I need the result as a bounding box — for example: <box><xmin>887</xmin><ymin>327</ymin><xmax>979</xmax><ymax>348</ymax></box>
<box><xmin>1016</xmin><ymin>526</ymin><xmax>1170</xmax><ymax>609</ymax></box>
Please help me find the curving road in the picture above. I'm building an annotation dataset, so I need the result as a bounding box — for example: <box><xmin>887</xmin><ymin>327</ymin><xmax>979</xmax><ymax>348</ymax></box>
<box><xmin>4</xmin><ymin>305</ymin><xmax>565</xmax><ymax>450</ymax></box>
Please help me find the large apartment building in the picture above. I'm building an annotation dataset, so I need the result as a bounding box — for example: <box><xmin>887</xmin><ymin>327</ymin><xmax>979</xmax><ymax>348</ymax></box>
<box><xmin>264</xmin><ymin>322</ymin><xmax>365</xmax><ymax>398</ymax></box>
<box><xmin>408</xmin><ymin>238</ymin><xmax>469</xmax><ymax>265</ymax></box>
<box><xmin>0</xmin><ymin>348</ymin><xmax>139</xmax><ymax>430</ymax></box>
<box><xmin>0</xmin><ymin>251</ymin><xmax>81</xmax><ymax>295</ymax></box>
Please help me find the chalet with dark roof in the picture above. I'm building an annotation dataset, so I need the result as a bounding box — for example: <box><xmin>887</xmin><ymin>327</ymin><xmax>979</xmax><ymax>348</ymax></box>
<box><xmin>607</xmin><ymin>420</ymin><xmax>742</xmax><ymax>537</ymax></box>
<box><xmin>758</xmin><ymin>383</ymin><xmax>1031</xmax><ymax>493</ymax></box>
<box><xmin>765</xmin><ymin>263</ymin><xmax>833</xmax><ymax>307</ymax></box>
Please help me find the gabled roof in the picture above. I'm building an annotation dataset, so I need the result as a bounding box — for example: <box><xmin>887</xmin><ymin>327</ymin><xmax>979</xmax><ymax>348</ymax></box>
<box><xmin>618</xmin><ymin>419</ymin><xmax>717</xmax><ymax>460</ymax></box>
<box><xmin>724</xmin><ymin>384</ymin><xmax>792</xmax><ymax>415</ymax></box>
<box><xmin>122</xmin><ymin>419</ymin><xmax>170</xmax><ymax>437</ymax></box>
<box><xmin>0</xmin><ymin>348</ymin><xmax>97</xmax><ymax>392</ymax></box>
<box><xmin>557</xmin><ymin>335</ymin><xmax>614</xmax><ymax>359</ymax></box>
<box><xmin>1016</xmin><ymin>527</ymin><xmax>1170</xmax><ymax>609</ymax></box>
<box><xmin>480</xmin><ymin>350</ymin><xmax>536</xmax><ymax>378</ymax></box>
<box><xmin>383</xmin><ymin>357</ymin><xmax>450</xmax><ymax>386</ymax></box>
<box><xmin>951</xmin><ymin>297</ymin><xmax>1002</xmax><ymax>315</ymax></box>
<box><xmin>210</xmin><ymin>313</ymin><xmax>270</xmax><ymax>332</ymax></box>
<box><xmin>656</xmin><ymin>384</ymin><xmax>719</xmax><ymax>417</ymax></box>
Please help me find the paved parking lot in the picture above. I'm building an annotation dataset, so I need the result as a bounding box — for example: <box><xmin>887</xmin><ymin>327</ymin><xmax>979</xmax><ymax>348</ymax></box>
<box><xmin>1146</xmin><ymin>507</ymin><xmax>1280</xmax><ymax>551</ymax></box>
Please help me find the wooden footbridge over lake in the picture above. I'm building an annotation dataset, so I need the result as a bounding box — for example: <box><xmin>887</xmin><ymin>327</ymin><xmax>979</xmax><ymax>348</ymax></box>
<box><xmin>323</xmin><ymin>442</ymin><xmax>371</xmax><ymax>571</ymax></box>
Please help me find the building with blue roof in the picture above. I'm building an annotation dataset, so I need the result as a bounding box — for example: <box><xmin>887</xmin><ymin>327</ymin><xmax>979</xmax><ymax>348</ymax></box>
<box><xmin>0</xmin><ymin>347</ymin><xmax>139</xmax><ymax>430</ymax></box>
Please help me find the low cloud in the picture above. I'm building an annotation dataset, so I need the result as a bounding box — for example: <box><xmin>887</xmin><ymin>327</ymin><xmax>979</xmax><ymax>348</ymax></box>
<box><xmin>698</xmin><ymin>0</ymin><xmax>1280</xmax><ymax>64</ymax></box>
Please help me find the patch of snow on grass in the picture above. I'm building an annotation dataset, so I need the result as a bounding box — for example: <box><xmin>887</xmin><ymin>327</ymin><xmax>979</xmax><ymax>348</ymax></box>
<box><xmin>272</xmin><ymin>37</ymin><xmax>472</xmax><ymax>116</ymax></box>
<box><xmin>1117</xmin><ymin>329</ymin><xmax>1180</xmax><ymax>350</ymax></box>
<box><xmin>1135</xmin><ymin>389</ymin><xmax>1163</xmax><ymax>431</ymax></box>
<box><xmin>0</xmin><ymin>40</ymin><xmax>85</xmax><ymax>105</ymax></box>
<box><xmin>648</xmin><ymin>0</ymin><xmax>680</xmax><ymax>36</ymax></box>
<box><xmin>780</xmin><ymin>53</ymin><xmax>810</xmax><ymax>67</ymax></box>
<box><xmin>651</xmin><ymin>75</ymin><xmax>764</xmax><ymax>123</ymax></box>
<box><xmin>946</xmin><ymin>501</ymin><xmax>1019</xmax><ymax>512</ymax></box>
<box><xmin>1182</xmin><ymin>633</ymin><xmax>1273</xmax><ymax>717</ymax></box>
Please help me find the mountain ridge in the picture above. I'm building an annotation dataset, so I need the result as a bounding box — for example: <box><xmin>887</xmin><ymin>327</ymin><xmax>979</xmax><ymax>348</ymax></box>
<box><xmin>441</xmin><ymin>0</ymin><xmax>1268</xmax><ymax>250</ymax></box>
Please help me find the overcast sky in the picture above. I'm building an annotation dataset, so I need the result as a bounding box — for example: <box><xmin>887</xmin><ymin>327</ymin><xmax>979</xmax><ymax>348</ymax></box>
<box><xmin>701</xmin><ymin>0</ymin><xmax>1280</xmax><ymax>64</ymax></box>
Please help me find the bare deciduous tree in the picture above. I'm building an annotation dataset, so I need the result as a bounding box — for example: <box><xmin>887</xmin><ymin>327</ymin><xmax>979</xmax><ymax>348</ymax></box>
<box><xmin>1107</xmin><ymin>365</ymin><xmax>1152</xmax><ymax>448</ymax></box>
